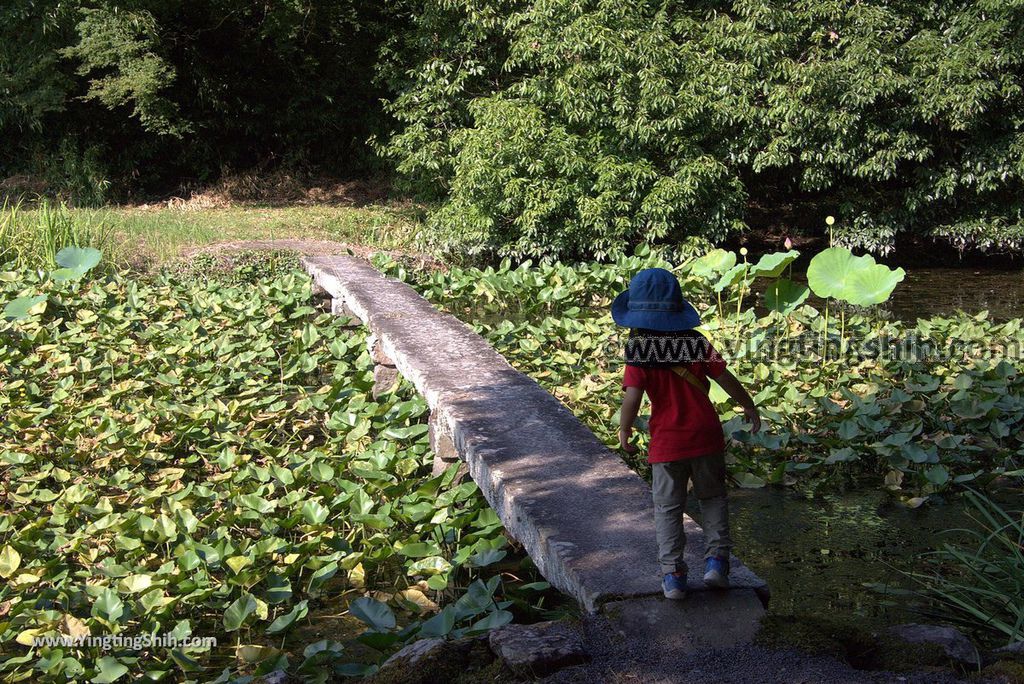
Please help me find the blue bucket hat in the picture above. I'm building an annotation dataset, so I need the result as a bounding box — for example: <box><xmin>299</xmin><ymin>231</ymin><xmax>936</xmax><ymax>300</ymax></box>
<box><xmin>611</xmin><ymin>268</ymin><xmax>701</xmax><ymax>331</ymax></box>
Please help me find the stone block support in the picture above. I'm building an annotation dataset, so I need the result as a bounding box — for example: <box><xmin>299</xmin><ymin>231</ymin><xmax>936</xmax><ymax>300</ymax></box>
<box><xmin>429</xmin><ymin>411</ymin><xmax>466</xmax><ymax>479</ymax></box>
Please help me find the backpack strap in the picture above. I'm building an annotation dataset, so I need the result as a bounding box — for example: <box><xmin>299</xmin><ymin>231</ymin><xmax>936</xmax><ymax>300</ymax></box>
<box><xmin>671</xmin><ymin>365</ymin><xmax>710</xmax><ymax>395</ymax></box>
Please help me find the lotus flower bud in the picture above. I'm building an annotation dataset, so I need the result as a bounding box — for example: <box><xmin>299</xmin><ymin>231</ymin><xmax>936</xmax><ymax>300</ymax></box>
<box><xmin>784</xmin><ymin>237</ymin><xmax>793</xmax><ymax>250</ymax></box>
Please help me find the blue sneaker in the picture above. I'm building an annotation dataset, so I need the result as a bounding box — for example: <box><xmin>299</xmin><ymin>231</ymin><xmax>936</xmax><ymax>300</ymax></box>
<box><xmin>703</xmin><ymin>556</ymin><xmax>730</xmax><ymax>588</ymax></box>
<box><xmin>662</xmin><ymin>572</ymin><xmax>687</xmax><ymax>600</ymax></box>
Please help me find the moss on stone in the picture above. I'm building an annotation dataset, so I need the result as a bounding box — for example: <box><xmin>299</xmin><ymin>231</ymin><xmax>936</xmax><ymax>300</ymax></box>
<box><xmin>866</xmin><ymin>638</ymin><xmax>951</xmax><ymax>672</ymax></box>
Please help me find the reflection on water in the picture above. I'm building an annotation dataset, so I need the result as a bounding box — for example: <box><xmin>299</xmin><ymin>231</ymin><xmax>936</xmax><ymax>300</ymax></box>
<box><xmin>885</xmin><ymin>268</ymin><xmax>1024</xmax><ymax>322</ymax></box>
<box><xmin>691</xmin><ymin>489</ymin><xmax>981</xmax><ymax>627</ymax></box>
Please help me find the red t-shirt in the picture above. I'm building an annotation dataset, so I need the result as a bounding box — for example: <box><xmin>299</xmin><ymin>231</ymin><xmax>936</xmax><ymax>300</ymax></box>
<box><xmin>622</xmin><ymin>350</ymin><xmax>727</xmax><ymax>463</ymax></box>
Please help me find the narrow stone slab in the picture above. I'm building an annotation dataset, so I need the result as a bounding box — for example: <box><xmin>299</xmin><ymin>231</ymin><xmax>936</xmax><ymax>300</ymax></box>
<box><xmin>302</xmin><ymin>255</ymin><xmax>767</xmax><ymax>612</ymax></box>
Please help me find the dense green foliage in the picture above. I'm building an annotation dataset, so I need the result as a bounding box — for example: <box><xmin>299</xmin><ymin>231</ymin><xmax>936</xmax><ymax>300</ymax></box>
<box><xmin>379</xmin><ymin>249</ymin><xmax>1024</xmax><ymax>498</ymax></box>
<box><xmin>1</xmin><ymin>1</ymin><xmax>390</xmax><ymax>201</ymax></box>
<box><xmin>0</xmin><ymin>261</ymin><xmax>551</xmax><ymax>681</ymax></box>
<box><xmin>382</xmin><ymin>0</ymin><xmax>1024</xmax><ymax>258</ymax></box>
<box><xmin>6</xmin><ymin>1</ymin><xmax>1024</xmax><ymax>257</ymax></box>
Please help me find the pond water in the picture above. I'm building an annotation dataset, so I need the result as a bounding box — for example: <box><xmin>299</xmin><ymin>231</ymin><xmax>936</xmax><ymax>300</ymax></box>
<box><xmin>779</xmin><ymin>266</ymin><xmax>1024</xmax><ymax>322</ymax></box>
<box><xmin>697</xmin><ymin>488</ymin><xmax>1017</xmax><ymax>632</ymax></box>
<box><xmin>885</xmin><ymin>267</ymin><xmax>1024</xmax><ymax>321</ymax></box>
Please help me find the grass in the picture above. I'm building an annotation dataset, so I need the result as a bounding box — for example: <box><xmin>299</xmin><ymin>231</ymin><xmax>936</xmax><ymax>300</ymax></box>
<box><xmin>909</xmin><ymin>490</ymin><xmax>1024</xmax><ymax>646</ymax></box>
<box><xmin>1</xmin><ymin>201</ymin><xmax>427</xmax><ymax>270</ymax></box>
<box><xmin>0</xmin><ymin>200</ymin><xmax>117</xmax><ymax>270</ymax></box>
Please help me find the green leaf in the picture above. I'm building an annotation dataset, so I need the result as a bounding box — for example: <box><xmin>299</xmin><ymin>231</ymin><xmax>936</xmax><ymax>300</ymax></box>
<box><xmin>91</xmin><ymin>656</ymin><xmax>129</xmax><ymax>683</ymax></box>
<box><xmin>690</xmin><ymin>249</ymin><xmax>736</xmax><ymax>278</ymax></box>
<box><xmin>468</xmin><ymin>549</ymin><xmax>507</xmax><ymax>567</ymax></box>
<box><xmin>92</xmin><ymin>588</ymin><xmax>124</xmax><ymax>623</ymax></box>
<box><xmin>806</xmin><ymin>247</ymin><xmax>904</xmax><ymax>305</ymax></box>
<box><xmin>825</xmin><ymin>447</ymin><xmax>859</xmax><ymax>464</ymax></box>
<box><xmin>398</xmin><ymin>542</ymin><xmax>440</xmax><ymax>558</ymax></box>
<box><xmin>265</xmin><ymin>574</ymin><xmax>293</xmax><ymax>604</ymax></box>
<box><xmin>223</xmin><ymin>593</ymin><xmax>258</xmax><ymax>632</ymax></box>
<box><xmin>301</xmin><ymin>500</ymin><xmax>330</xmax><ymax>525</ymax></box>
<box><xmin>844</xmin><ymin>262</ymin><xmax>906</xmax><ymax>306</ymax></box>
<box><xmin>733</xmin><ymin>472</ymin><xmax>766</xmax><ymax>488</ymax></box>
<box><xmin>0</xmin><ymin>545</ymin><xmax>21</xmax><ymax>578</ymax></box>
<box><xmin>56</xmin><ymin>246</ymin><xmax>102</xmax><ymax>272</ymax></box>
<box><xmin>418</xmin><ymin>606</ymin><xmax>458</xmax><ymax>638</ymax></box>
<box><xmin>713</xmin><ymin>263</ymin><xmax>749</xmax><ymax>293</ymax></box>
<box><xmin>806</xmin><ymin>247</ymin><xmax>860</xmax><ymax>300</ymax></box>
<box><xmin>750</xmin><ymin>250</ymin><xmax>800</xmax><ymax>278</ymax></box>
<box><xmin>307</xmin><ymin>561</ymin><xmax>339</xmax><ymax>595</ymax></box>
<box><xmin>764</xmin><ymin>279</ymin><xmax>809</xmax><ymax>314</ymax></box>
<box><xmin>465</xmin><ymin>609</ymin><xmax>513</xmax><ymax>635</ymax></box>
<box><xmin>407</xmin><ymin>556</ymin><xmax>452</xmax><ymax>576</ymax></box>
<box><xmin>51</xmin><ymin>267</ymin><xmax>88</xmax><ymax>282</ymax></box>
<box><xmin>348</xmin><ymin>596</ymin><xmax>396</xmax><ymax>632</ymax></box>
<box><xmin>3</xmin><ymin>295</ymin><xmax>47</xmax><ymax>320</ymax></box>
<box><xmin>266</xmin><ymin>600</ymin><xmax>309</xmax><ymax>634</ymax></box>
<box><xmin>924</xmin><ymin>465</ymin><xmax>950</xmax><ymax>486</ymax></box>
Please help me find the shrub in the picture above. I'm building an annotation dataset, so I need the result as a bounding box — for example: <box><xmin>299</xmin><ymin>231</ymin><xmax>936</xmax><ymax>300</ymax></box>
<box><xmin>382</xmin><ymin>0</ymin><xmax>1024</xmax><ymax>259</ymax></box>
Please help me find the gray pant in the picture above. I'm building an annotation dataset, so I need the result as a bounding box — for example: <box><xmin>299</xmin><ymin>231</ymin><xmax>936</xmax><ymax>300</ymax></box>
<box><xmin>652</xmin><ymin>453</ymin><xmax>732</xmax><ymax>575</ymax></box>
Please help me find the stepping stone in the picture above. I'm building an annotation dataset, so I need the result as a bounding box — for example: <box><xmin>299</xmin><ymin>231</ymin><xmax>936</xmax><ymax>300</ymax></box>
<box><xmin>888</xmin><ymin>623</ymin><xmax>980</xmax><ymax>667</ymax></box>
<box><xmin>488</xmin><ymin>621</ymin><xmax>589</xmax><ymax>676</ymax></box>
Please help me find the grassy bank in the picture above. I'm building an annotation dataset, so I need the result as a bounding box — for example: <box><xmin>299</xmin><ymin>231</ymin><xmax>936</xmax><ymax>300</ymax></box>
<box><xmin>1</xmin><ymin>202</ymin><xmax>426</xmax><ymax>270</ymax></box>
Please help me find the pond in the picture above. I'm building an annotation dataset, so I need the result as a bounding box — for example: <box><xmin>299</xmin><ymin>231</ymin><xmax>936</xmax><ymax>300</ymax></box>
<box><xmin>774</xmin><ymin>266</ymin><xmax>1024</xmax><ymax>322</ymax></box>
<box><xmin>705</xmin><ymin>487</ymin><xmax>1021</xmax><ymax>639</ymax></box>
<box><xmin>885</xmin><ymin>267</ymin><xmax>1024</xmax><ymax>322</ymax></box>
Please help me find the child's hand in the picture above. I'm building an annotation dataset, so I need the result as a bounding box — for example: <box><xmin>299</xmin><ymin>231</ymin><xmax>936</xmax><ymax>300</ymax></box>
<box><xmin>618</xmin><ymin>427</ymin><xmax>638</xmax><ymax>454</ymax></box>
<box><xmin>744</xmin><ymin>406</ymin><xmax>762</xmax><ymax>434</ymax></box>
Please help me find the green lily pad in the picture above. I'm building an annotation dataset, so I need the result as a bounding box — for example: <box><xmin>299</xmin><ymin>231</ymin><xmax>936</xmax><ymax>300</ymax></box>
<box><xmin>690</xmin><ymin>249</ymin><xmax>737</xmax><ymax>278</ymax></box>
<box><xmin>349</xmin><ymin>596</ymin><xmax>396</xmax><ymax>632</ymax></box>
<box><xmin>55</xmin><ymin>246</ymin><xmax>102</xmax><ymax>272</ymax></box>
<box><xmin>3</xmin><ymin>295</ymin><xmax>47</xmax><ymax>320</ymax></box>
<box><xmin>806</xmin><ymin>247</ymin><xmax>904</xmax><ymax>306</ymax></box>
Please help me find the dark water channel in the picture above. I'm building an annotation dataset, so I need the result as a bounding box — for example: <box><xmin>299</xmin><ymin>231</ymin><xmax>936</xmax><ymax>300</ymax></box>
<box><xmin>886</xmin><ymin>267</ymin><xmax>1024</xmax><ymax>321</ymax></box>
<box><xmin>704</xmin><ymin>489</ymin><xmax>975</xmax><ymax>629</ymax></box>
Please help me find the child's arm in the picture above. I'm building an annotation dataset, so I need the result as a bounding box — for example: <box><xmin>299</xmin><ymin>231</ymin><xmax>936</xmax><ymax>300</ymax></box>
<box><xmin>714</xmin><ymin>369</ymin><xmax>762</xmax><ymax>433</ymax></box>
<box><xmin>618</xmin><ymin>386</ymin><xmax>643</xmax><ymax>454</ymax></box>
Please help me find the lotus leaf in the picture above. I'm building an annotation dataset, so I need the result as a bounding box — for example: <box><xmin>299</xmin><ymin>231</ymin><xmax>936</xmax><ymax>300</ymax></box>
<box><xmin>690</xmin><ymin>248</ymin><xmax>737</xmax><ymax>277</ymax></box>
<box><xmin>764</xmin><ymin>279</ymin><xmax>809</xmax><ymax>314</ymax></box>
<box><xmin>55</xmin><ymin>246</ymin><xmax>102</xmax><ymax>272</ymax></box>
<box><xmin>750</xmin><ymin>250</ymin><xmax>800</xmax><ymax>278</ymax></box>
<box><xmin>806</xmin><ymin>246</ymin><xmax>905</xmax><ymax>305</ymax></box>
<box><xmin>3</xmin><ymin>294</ymin><xmax>47</xmax><ymax>320</ymax></box>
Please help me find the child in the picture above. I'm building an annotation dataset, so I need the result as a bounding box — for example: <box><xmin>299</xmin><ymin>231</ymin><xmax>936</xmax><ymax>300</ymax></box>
<box><xmin>612</xmin><ymin>267</ymin><xmax>760</xmax><ymax>600</ymax></box>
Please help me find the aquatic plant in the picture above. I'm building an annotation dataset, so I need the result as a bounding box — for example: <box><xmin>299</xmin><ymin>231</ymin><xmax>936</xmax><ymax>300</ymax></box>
<box><xmin>2</xmin><ymin>245</ymin><xmax>103</xmax><ymax>320</ymax></box>
<box><xmin>0</xmin><ymin>200</ymin><xmax>114</xmax><ymax>271</ymax></box>
<box><xmin>382</xmin><ymin>250</ymin><xmax>1024</xmax><ymax>501</ymax></box>
<box><xmin>0</xmin><ymin>265</ymin><xmax>543</xmax><ymax>682</ymax></box>
<box><xmin>909</xmin><ymin>490</ymin><xmax>1024</xmax><ymax>645</ymax></box>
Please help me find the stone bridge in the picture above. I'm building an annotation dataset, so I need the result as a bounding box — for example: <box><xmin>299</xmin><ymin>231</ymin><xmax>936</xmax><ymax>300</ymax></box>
<box><xmin>302</xmin><ymin>254</ymin><xmax>768</xmax><ymax>649</ymax></box>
